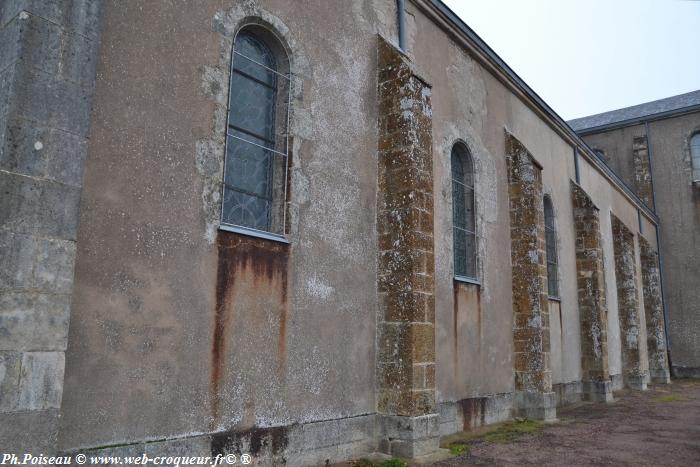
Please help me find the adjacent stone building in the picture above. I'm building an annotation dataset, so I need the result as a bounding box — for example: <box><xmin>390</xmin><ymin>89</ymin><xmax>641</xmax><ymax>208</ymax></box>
<box><xmin>0</xmin><ymin>0</ymin><xmax>687</xmax><ymax>464</ymax></box>
<box><xmin>570</xmin><ymin>91</ymin><xmax>700</xmax><ymax>379</ymax></box>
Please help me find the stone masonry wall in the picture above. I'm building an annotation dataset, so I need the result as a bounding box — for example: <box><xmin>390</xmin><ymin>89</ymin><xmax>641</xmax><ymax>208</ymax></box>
<box><xmin>611</xmin><ymin>213</ymin><xmax>648</xmax><ymax>390</ymax></box>
<box><xmin>0</xmin><ymin>1</ymin><xmax>103</xmax><ymax>453</ymax></box>
<box><xmin>376</xmin><ymin>36</ymin><xmax>438</xmax><ymax>458</ymax></box>
<box><xmin>638</xmin><ymin>236</ymin><xmax>671</xmax><ymax>383</ymax></box>
<box><xmin>571</xmin><ymin>182</ymin><xmax>613</xmax><ymax>402</ymax></box>
<box><xmin>505</xmin><ymin>132</ymin><xmax>555</xmax><ymax>420</ymax></box>
<box><xmin>632</xmin><ymin>135</ymin><xmax>654</xmax><ymax>209</ymax></box>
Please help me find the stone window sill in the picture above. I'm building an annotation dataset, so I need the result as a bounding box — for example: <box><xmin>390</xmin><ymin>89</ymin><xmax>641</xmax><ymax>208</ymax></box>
<box><xmin>454</xmin><ymin>275</ymin><xmax>480</xmax><ymax>286</ymax></box>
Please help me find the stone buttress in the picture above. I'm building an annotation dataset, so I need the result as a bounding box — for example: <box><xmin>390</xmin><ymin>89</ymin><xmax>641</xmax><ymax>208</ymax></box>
<box><xmin>611</xmin><ymin>214</ymin><xmax>649</xmax><ymax>390</ymax></box>
<box><xmin>375</xmin><ymin>36</ymin><xmax>439</xmax><ymax>458</ymax></box>
<box><xmin>638</xmin><ymin>236</ymin><xmax>671</xmax><ymax>383</ymax></box>
<box><xmin>505</xmin><ymin>132</ymin><xmax>556</xmax><ymax>420</ymax></box>
<box><xmin>571</xmin><ymin>182</ymin><xmax>613</xmax><ymax>402</ymax></box>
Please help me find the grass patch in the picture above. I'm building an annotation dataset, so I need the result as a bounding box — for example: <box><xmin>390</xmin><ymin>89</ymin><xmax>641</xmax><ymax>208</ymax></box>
<box><xmin>481</xmin><ymin>419</ymin><xmax>544</xmax><ymax>444</ymax></box>
<box><xmin>446</xmin><ymin>442</ymin><xmax>469</xmax><ymax>456</ymax></box>
<box><xmin>349</xmin><ymin>459</ymin><xmax>408</xmax><ymax>467</ymax></box>
<box><xmin>654</xmin><ymin>394</ymin><xmax>688</xmax><ymax>402</ymax></box>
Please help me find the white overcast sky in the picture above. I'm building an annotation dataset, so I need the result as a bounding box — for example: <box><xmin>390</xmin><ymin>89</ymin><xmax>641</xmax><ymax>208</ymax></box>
<box><xmin>441</xmin><ymin>0</ymin><xmax>700</xmax><ymax>120</ymax></box>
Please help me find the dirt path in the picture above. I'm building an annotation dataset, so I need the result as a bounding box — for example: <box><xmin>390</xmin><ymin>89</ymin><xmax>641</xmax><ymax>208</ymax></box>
<box><xmin>433</xmin><ymin>379</ymin><xmax>700</xmax><ymax>466</ymax></box>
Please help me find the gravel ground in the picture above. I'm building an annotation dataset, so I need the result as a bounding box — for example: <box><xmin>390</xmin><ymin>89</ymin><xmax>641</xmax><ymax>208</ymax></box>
<box><xmin>432</xmin><ymin>379</ymin><xmax>700</xmax><ymax>466</ymax></box>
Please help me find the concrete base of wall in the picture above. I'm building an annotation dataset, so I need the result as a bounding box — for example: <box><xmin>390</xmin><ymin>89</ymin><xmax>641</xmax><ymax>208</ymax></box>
<box><xmin>378</xmin><ymin>413</ymin><xmax>440</xmax><ymax>459</ymax></box>
<box><xmin>581</xmin><ymin>380</ymin><xmax>614</xmax><ymax>402</ymax></box>
<box><xmin>553</xmin><ymin>381</ymin><xmax>582</xmax><ymax>407</ymax></box>
<box><xmin>63</xmin><ymin>414</ymin><xmax>378</xmax><ymax>467</ymax></box>
<box><xmin>624</xmin><ymin>372</ymin><xmax>649</xmax><ymax>390</ymax></box>
<box><xmin>514</xmin><ymin>391</ymin><xmax>557</xmax><ymax>421</ymax></box>
<box><xmin>610</xmin><ymin>374</ymin><xmax>624</xmax><ymax>391</ymax></box>
<box><xmin>0</xmin><ymin>409</ymin><xmax>60</xmax><ymax>454</ymax></box>
<box><xmin>649</xmin><ymin>368</ymin><xmax>671</xmax><ymax>384</ymax></box>
<box><xmin>438</xmin><ymin>393</ymin><xmax>513</xmax><ymax>436</ymax></box>
<box><xmin>672</xmin><ymin>366</ymin><xmax>700</xmax><ymax>378</ymax></box>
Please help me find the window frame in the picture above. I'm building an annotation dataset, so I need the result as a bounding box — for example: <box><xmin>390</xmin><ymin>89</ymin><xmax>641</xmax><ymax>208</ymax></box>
<box><xmin>219</xmin><ymin>27</ymin><xmax>292</xmax><ymax>243</ymax></box>
<box><xmin>451</xmin><ymin>142</ymin><xmax>479</xmax><ymax>285</ymax></box>
<box><xmin>543</xmin><ymin>194</ymin><xmax>560</xmax><ymax>300</ymax></box>
<box><xmin>690</xmin><ymin>132</ymin><xmax>700</xmax><ymax>184</ymax></box>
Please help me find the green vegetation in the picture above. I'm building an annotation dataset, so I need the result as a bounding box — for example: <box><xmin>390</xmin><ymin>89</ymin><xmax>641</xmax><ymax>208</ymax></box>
<box><xmin>349</xmin><ymin>458</ymin><xmax>409</xmax><ymax>467</ymax></box>
<box><xmin>446</xmin><ymin>442</ymin><xmax>469</xmax><ymax>456</ymax></box>
<box><xmin>377</xmin><ymin>460</ymin><xmax>410</xmax><ymax>467</ymax></box>
<box><xmin>654</xmin><ymin>394</ymin><xmax>688</xmax><ymax>402</ymax></box>
<box><xmin>481</xmin><ymin>419</ymin><xmax>544</xmax><ymax>444</ymax></box>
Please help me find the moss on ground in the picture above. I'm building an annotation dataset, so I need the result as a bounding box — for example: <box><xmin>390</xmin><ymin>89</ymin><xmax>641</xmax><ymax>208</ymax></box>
<box><xmin>481</xmin><ymin>419</ymin><xmax>544</xmax><ymax>444</ymax></box>
<box><xmin>446</xmin><ymin>442</ymin><xmax>469</xmax><ymax>456</ymax></box>
<box><xmin>349</xmin><ymin>458</ymin><xmax>408</xmax><ymax>467</ymax></box>
<box><xmin>654</xmin><ymin>394</ymin><xmax>688</xmax><ymax>402</ymax></box>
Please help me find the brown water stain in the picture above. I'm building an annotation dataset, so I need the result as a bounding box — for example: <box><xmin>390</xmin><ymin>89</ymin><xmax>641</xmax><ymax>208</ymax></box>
<box><xmin>210</xmin><ymin>231</ymin><xmax>290</xmax><ymax>425</ymax></box>
<box><xmin>453</xmin><ymin>282</ymin><xmax>482</xmax><ymax>383</ymax></box>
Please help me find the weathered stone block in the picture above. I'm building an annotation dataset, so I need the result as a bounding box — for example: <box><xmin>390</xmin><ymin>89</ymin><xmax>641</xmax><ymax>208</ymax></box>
<box><xmin>0</xmin><ymin>16</ymin><xmax>21</xmax><ymax>73</ymax></box>
<box><xmin>0</xmin><ymin>351</ymin><xmax>21</xmax><ymax>412</ymax></box>
<box><xmin>581</xmin><ymin>380</ymin><xmax>613</xmax><ymax>403</ymax></box>
<box><xmin>8</xmin><ymin>66</ymin><xmax>92</xmax><ymax>137</ymax></box>
<box><xmin>18</xmin><ymin>351</ymin><xmax>65</xmax><ymax>410</ymax></box>
<box><xmin>0</xmin><ymin>171</ymin><xmax>82</xmax><ymax>239</ymax></box>
<box><xmin>0</xmin><ymin>230</ymin><xmax>36</xmax><ymax>290</ymax></box>
<box><xmin>0</xmin><ymin>1</ymin><xmax>103</xmax><ymax>39</ymax></box>
<box><xmin>0</xmin><ymin>408</ymin><xmax>59</xmax><ymax>454</ymax></box>
<box><xmin>0</xmin><ymin>292</ymin><xmax>71</xmax><ymax>351</ymax></box>
<box><xmin>1</xmin><ymin>117</ymin><xmax>88</xmax><ymax>186</ymax></box>
<box><xmin>514</xmin><ymin>390</ymin><xmax>557</xmax><ymax>421</ymax></box>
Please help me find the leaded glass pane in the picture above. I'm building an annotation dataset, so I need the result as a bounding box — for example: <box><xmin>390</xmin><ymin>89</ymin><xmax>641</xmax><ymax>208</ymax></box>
<box><xmin>544</xmin><ymin>196</ymin><xmax>559</xmax><ymax>297</ymax></box>
<box><xmin>225</xmin><ymin>136</ymin><xmax>272</xmax><ymax>199</ymax></box>
<box><xmin>223</xmin><ymin>30</ymin><xmax>289</xmax><ymax>236</ymax></box>
<box><xmin>233</xmin><ymin>34</ymin><xmax>276</xmax><ymax>86</ymax></box>
<box><xmin>222</xmin><ymin>188</ymin><xmax>270</xmax><ymax>231</ymax></box>
<box><xmin>229</xmin><ymin>72</ymin><xmax>276</xmax><ymax>143</ymax></box>
<box><xmin>453</xmin><ymin>227</ymin><xmax>467</xmax><ymax>277</ymax></box>
<box><xmin>451</xmin><ymin>143</ymin><xmax>477</xmax><ymax>279</ymax></box>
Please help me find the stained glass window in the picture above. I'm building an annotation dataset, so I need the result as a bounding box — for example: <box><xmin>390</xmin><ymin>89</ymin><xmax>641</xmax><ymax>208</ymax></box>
<box><xmin>222</xmin><ymin>30</ymin><xmax>289</xmax><ymax>236</ymax></box>
<box><xmin>451</xmin><ymin>143</ymin><xmax>477</xmax><ymax>280</ymax></box>
<box><xmin>544</xmin><ymin>195</ymin><xmax>559</xmax><ymax>298</ymax></box>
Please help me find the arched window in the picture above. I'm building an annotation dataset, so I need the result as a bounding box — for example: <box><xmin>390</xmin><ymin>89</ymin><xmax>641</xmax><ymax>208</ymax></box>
<box><xmin>691</xmin><ymin>133</ymin><xmax>700</xmax><ymax>182</ymax></box>
<box><xmin>451</xmin><ymin>143</ymin><xmax>477</xmax><ymax>280</ymax></box>
<box><xmin>222</xmin><ymin>27</ymin><xmax>290</xmax><ymax>237</ymax></box>
<box><xmin>543</xmin><ymin>195</ymin><xmax>559</xmax><ymax>298</ymax></box>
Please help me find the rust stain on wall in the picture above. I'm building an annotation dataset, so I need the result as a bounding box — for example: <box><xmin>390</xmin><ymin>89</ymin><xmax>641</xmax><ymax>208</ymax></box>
<box><xmin>210</xmin><ymin>231</ymin><xmax>290</xmax><ymax>423</ymax></box>
<box><xmin>453</xmin><ymin>282</ymin><xmax>482</xmax><ymax>381</ymax></box>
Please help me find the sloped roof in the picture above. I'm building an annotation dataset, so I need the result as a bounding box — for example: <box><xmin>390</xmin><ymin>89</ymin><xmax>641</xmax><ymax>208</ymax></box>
<box><xmin>568</xmin><ymin>90</ymin><xmax>700</xmax><ymax>133</ymax></box>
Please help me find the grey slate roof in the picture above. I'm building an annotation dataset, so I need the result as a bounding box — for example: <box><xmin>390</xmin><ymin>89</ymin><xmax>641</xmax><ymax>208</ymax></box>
<box><xmin>568</xmin><ymin>89</ymin><xmax>700</xmax><ymax>132</ymax></box>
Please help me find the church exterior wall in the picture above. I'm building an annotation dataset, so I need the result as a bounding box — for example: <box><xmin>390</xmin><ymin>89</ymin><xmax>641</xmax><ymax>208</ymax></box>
<box><xmin>0</xmin><ymin>0</ymin><xmax>672</xmax><ymax>462</ymax></box>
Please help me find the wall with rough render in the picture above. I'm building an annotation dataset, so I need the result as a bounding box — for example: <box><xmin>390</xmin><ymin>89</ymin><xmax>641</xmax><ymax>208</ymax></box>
<box><xmin>54</xmin><ymin>0</ymin><xmax>670</xmax><ymax>455</ymax></box>
<box><xmin>406</xmin><ymin>2</ymin><xmax>659</xmax><ymax>398</ymax></box>
<box><xmin>59</xmin><ymin>0</ymin><xmax>400</xmax><ymax>451</ymax></box>
<box><xmin>581</xmin><ymin>111</ymin><xmax>700</xmax><ymax>374</ymax></box>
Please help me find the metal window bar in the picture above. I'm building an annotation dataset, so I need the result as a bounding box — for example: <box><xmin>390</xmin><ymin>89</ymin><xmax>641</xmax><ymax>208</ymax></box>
<box><xmin>221</xmin><ymin>35</ymin><xmax>293</xmax><ymax>238</ymax></box>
